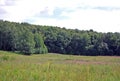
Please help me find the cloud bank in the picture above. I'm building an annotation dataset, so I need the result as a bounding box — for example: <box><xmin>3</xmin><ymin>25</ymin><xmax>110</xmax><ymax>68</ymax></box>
<box><xmin>0</xmin><ymin>0</ymin><xmax>120</xmax><ymax>32</ymax></box>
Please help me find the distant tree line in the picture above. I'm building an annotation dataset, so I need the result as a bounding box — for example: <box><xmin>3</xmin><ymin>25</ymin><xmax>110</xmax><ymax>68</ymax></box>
<box><xmin>0</xmin><ymin>20</ymin><xmax>48</xmax><ymax>55</ymax></box>
<box><xmin>0</xmin><ymin>20</ymin><xmax>120</xmax><ymax>55</ymax></box>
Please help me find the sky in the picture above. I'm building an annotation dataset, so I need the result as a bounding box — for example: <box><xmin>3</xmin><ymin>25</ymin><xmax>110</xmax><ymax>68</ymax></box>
<box><xmin>0</xmin><ymin>0</ymin><xmax>120</xmax><ymax>32</ymax></box>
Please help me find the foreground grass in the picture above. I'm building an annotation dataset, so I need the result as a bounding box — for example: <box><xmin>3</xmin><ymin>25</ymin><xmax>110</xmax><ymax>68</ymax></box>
<box><xmin>0</xmin><ymin>51</ymin><xmax>120</xmax><ymax>81</ymax></box>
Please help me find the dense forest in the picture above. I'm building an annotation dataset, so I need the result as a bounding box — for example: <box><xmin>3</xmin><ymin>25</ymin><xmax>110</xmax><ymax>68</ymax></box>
<box><xmin>0</xmin><ymin>20</ymin><xmax>120</xmax><ymax>55</ymax></box>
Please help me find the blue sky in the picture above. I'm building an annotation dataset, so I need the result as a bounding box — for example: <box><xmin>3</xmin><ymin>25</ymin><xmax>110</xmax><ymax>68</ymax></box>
<box><xmin>0</xmin><ymin>0</ymin><xmax>120</xmax><ymax>32</ymax></box>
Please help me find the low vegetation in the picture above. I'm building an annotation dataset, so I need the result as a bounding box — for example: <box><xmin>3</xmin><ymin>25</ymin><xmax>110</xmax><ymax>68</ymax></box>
<box><xmin>0</xmin><ymin>51</ymin><xmax>120</xmax><ymax>81</ymax></box>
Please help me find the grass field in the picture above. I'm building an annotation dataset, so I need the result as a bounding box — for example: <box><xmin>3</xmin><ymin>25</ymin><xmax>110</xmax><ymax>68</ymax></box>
<box><xmin>0</xmin><ymin>51</ymin><xmax>120</xmax><ymax>81</ymax></box>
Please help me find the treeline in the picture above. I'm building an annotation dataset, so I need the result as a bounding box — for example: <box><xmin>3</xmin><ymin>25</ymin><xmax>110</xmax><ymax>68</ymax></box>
<box><xmin>0</xmin><ymin>20</ymin><xmax>120</xmax><ymax>55</ymax></box>
<box><xmin>0</xmin><ymin>20</ymin><xmax>48</xmax><ymax>55</ymax></box>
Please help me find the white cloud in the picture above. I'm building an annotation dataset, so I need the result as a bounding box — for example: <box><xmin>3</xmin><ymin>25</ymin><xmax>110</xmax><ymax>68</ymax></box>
<box><xmin>33</xmin><ymin>8</ymin><xmax>120</xmax><ymax>32</ymax></box>
<box><xmin>0</xmin><ymin>0</ymin><xmax>120</xmax><ymax>32</ymax></box>
<box><xmin>80</xmin><ymin>0</ymin><xmax>120</xmax><ymax>7</ymax></box>
<box><xmin>0</xmin><ymin>0</ymin><xmax>5</xmax><ymax>5</ymax></box>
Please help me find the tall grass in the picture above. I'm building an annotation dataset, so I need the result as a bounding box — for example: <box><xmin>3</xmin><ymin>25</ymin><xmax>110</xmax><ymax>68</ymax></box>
<box><xmin>0</xmin><ymin>51</ymin><xmax>120</xmax><ymax>81</ymax></box>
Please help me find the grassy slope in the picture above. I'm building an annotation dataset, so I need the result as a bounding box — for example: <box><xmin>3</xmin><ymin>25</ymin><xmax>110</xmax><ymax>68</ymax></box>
<box><xmin>0</xmin><ymin>51</ymin><xmax>120</xmax><ymax>81</ymax></box>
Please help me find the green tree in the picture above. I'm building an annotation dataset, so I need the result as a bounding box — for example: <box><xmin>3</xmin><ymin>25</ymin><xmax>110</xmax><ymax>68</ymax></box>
<box><xmin>17</xmin><ymin>29</ymin><xmax>35</xmax><ymax>55</ymax></box>
<box><xmin>0</xmin><ymin>20</ymin><xmax>120</xmax><ymax>56</ymax></box>
<box><xmin>0</xmin><ymin>21</ymin><xmax>18</xmax><ymax>51</ymax></box>
<box><xmin>34</xmin><ymin>33</ymin><xmax>48</xmax><ymax>54</ymax></box>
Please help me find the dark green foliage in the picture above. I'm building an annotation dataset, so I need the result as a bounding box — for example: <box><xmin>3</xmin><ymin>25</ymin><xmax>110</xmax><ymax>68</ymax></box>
<box><xmin>0</xmin><ymin>20</ymin><xmax>48</xmax><ymax>55</ymax></box>
<box><xmin>0</xmin><ymin>21</ymin><xmax>18</xmax><ymax>51</ymax></box>
<box><xmin>0</xmin><ymin>20</ymin><xmax>120</xmax><ymax>55</ymax></box>
<box><xmin>17</xmin><ymin>30</ymin><xmax>35</xmax><ymax>55</ymax></box>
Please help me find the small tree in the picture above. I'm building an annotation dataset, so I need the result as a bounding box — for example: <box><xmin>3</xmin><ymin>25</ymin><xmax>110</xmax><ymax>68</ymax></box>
<box><xmin>17</xmin><ymin>29</ymin><xmax>35</xmax><ymax>55</ymax></box>
<box><xmin>34</xmin><ymin>33</ymin><xmax>48</xmax><ymax>54</ymax></box>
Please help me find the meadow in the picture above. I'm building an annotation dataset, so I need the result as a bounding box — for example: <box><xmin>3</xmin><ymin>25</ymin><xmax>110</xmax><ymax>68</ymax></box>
<box><xmin>0</xmin><ymin>51</ymin><xmax>120</xmax><ymax>81</ymax></box>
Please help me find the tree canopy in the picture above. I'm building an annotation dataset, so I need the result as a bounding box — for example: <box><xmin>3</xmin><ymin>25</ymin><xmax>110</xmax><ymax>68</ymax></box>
<box><xmin>0</xmin><ymin>20</ymin><xmax>120</xmax><ymax>55</ymax></box>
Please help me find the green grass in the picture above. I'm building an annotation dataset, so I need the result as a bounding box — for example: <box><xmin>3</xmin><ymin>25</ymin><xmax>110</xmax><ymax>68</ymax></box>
<box><xmin>0</xmin><ymin>51</ymin><xmax>120</xmax><ymax>81</ymax></box>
